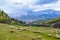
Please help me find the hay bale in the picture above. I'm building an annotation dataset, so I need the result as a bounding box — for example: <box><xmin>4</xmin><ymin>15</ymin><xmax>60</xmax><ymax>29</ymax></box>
<box><xmin>36</xmin><ymin>31</ymin><xmax>40</xmax><ymax>33</ymax></box>
<box><xmin>17</xmin><ymin>28</ymin><xmax>21</xmax><ymax>30</ymax></box>
<box><xmin>32</xmin><ymin>30</ymin><xmax>37</xmax><ymax>33</ymax></box>
<box><xmin>10</xmin><ymin>27</ymin><xmax>15</xmax><ymax>29</ymax></box>
<box><xmin>19</xmin><ymin>30</ymin><xmax>22</xmax><ymax>32</ymax></box>
<box><xmin>48</xmin><ymin>34</ymin><xmax>52</xmax><ymax>37</ymax></box>
<box><xmin>23</xmin><ymin>28</ymin><xmax>27</xmax><ymax>30</ymax></box>
<box><xmin>9</xmin><ymin>29</ymin><xmax>14</xmax><ymax>33</ymax></box>
<box><xmin>9</xmin><ymin>26</ymin><xmax>15</xmax><ymax>29</ymax></box>
<box><xmin>20</xmin><ymin>28</ymin><xmax>26</xmax><ymax>30</ymax></box>
<box><xmin>26</xmin><ymin>29</ymin><xmax>29</xmax><ymax>31</ymax></box>
<box><xmin>36</xmin><ymin>36</ymin><xmax>42</xmax><ymax>39</ymax></box>
<box><xmin>39</xmin><ymin>31</ymin><xmax>43</xmax><ymax>34</ymax></box>
<box><xmin>55</xmin><ymin>34</ymin><xmax>60</xmax><ymax>39</ymax></box>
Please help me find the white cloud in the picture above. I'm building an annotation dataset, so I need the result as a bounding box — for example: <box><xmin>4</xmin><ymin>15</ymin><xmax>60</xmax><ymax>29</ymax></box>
<box><xmin>5</xmin><ymin>0</ymin><xmax>37</xmax><ymax>6</ymax></box>
<box><xmin>0</xmin><ymin>0</ymin><xmax>38</xmax><ymax>16</ymax></box>
<box><xmin>0</xmin><ymin>0</ymin><xmax>60</xmax><ymax>17</ymax></box>
<box><xmin>32</xmin><ymin>0</ymin><xmax>60</xmax><ymax>11</ymax></box>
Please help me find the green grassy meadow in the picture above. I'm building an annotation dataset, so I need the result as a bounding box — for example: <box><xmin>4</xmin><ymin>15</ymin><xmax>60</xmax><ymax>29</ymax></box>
<box><xmin>0</xmin><ymin>23</ymin><xmax>60</xmax><ymax>40</ymax></box>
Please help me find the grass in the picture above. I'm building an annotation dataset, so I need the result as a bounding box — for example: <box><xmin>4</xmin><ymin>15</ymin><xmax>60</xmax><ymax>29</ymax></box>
<box><xmin>0</xmin><ymin>23</ymin><xmax>60</xmax><ymax>40</ymax></box>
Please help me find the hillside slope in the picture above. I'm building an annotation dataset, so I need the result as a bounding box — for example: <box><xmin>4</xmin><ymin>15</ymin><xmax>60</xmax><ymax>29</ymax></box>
<box><xmin>0</xmin><ymin>24</ymin><xmax>60</xmax><ymax>40</ymax></box>
<box><xmin>0</xmin><ymin>10</ymin><xmax>11</xmax><ymax>23</ymax></box>
<box><xmin>0</xmin><ymin>10</ymin><xmax>26</xmax><ymax>25</ymax></box>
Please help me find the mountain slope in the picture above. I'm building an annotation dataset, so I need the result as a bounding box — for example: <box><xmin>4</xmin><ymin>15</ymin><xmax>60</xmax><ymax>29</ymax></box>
<box><xmin>0</xmin><ymin>10</ymin><xmax>11</xmax><ymax>23</ymax></box>
<box><xmin>15</xmin><ymin>9</ymin><xmax>60</xmax><ymax>22</ymax></box>
<box><xmin>0</xmin><ymin>10</ymin><xmax>25</xmax><ymax>25</ymax></box>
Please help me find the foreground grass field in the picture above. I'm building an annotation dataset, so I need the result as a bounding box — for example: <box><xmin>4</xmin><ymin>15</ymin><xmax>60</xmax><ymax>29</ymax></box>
<box><xmin>0</xmin><ymin>23</ymin><xmax>60</xmax><ymax>40</ymax></box>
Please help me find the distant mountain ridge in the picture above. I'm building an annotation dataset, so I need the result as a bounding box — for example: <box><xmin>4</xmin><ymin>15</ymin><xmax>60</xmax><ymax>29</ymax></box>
<box><xmin>15</xmin><ymin>9</ymin><xmax>60</xmax><ymax>22</ymax></box>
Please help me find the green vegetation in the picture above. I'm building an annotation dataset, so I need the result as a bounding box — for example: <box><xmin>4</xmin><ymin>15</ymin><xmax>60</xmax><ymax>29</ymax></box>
<box><xmin>45</xmin><ymin>18</ymin><xmax>60</xmax><ymax>28</ymax></box>
<box><xmin>46</xmin><ymin>18</ymin><xmax>60</xmax><ymax>24</ymax></box>
<box><xmin>0</xmin><ymin>24</ymin><xmax>60</xmax><ymax>40</ymax></box>
<box><xmin>0</xmin><ymin>10</ymin><xmax>11</xmax><ymax>23</ymax></box>
<box><xmin>0</xmin><ymin>10</ymin><xmax>60</xmax><ymax>40</ymax></box>
<box><xmin>10</xmin><ymin>18</ymin><xmax>26</xmax><ymax>25</ymax></box>
<box><xmin>30</xmin><ymin>18</ymin><xmax>60</xmax><ymax>28</ymax></box>
<box><xmin>0</xmin><ymin>10</ymin><xmax>25</xmax><ymax>25</ymax></box>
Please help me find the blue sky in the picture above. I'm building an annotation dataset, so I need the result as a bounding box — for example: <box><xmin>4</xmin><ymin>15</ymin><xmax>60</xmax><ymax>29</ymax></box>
<box><xmin>0</xmin><ymin>0</ymin><xmax>60</xmax><ymax>17</ymax></box>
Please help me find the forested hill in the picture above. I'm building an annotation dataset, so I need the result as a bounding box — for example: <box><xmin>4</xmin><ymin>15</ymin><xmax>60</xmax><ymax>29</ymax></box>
<box><xmin>29</xmin><ymin>18</ymin><xmax>60</xmax><ymax>28</ymax></box>
<box><xmin>0</xmin><ymin>10</ymin><xmax>11</xmax><ymax>23</ymax></box>
<box><xmin>0</xmin><ymin>10</ymin><xmax>25</xmax><ymax>25</ymax></box>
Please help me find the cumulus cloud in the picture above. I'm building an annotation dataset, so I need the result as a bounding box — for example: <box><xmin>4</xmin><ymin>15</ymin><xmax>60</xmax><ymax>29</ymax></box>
<box><xmin>0</xmin><ymin>0</ymin><xmax>60</xmax><ymax>17</ymax></box>
<box><xmin>0</xmin><ymin>0</ymin><xmax>38</xmax><ymax>17</ymax></box>
<box><xmin>32</xmin><ymin>0</ymin><xmax>60</xmax><ymax>11</ymax></box>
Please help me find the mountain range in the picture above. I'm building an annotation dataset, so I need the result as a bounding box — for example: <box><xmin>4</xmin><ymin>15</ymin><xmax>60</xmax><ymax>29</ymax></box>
<box><xmin>14</xmin><ymin>9</ymin><xmax>60</xmax><ymax>23</ymax></box>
